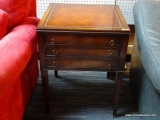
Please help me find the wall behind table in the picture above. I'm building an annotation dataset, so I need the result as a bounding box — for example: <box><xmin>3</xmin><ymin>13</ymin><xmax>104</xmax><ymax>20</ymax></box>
<box><xmin>36</xmin><ymin>0</ymin><xmax>137</xmax><ymax>25</ymax></box>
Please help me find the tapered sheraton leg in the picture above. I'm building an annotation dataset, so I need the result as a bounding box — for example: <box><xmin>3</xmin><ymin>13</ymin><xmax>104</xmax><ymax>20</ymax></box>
<box><xmin>41</xmin><ymin>70</ymin><xmax>50</xmax><ymax>113</ymax></box>
<box><xmin>107</xmin><ymin>72</ymin><xmax>116</xmax><ymax>79</ymax></box>
<box><xmin>113</xmin><ymin>72</ymin><xmax>123</xmax><ymax>117</ymax></box>
<box><xmin>54</xmin><ymin>70</ymin><xmax>58</xmax><ymax>77</ymax></box>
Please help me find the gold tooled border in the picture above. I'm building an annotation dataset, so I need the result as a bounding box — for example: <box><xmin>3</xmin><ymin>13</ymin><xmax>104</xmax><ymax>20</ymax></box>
<box><xmin>44</xmin><ymin>4</ymin><xmax>125</xmax><ymax>31</ymax></box>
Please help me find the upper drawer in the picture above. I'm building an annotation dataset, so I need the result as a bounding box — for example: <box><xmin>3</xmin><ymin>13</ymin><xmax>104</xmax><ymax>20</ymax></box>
<box><xmin>44</xmin><ymin>34</ymin><xmax>121</xmax><ymax>46</ymax></box>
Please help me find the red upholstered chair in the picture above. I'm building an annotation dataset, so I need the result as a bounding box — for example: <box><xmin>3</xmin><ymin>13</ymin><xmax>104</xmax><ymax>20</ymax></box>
<box><xmin>0</xmin><ymin>0</ymin><xmax>39</xmax><ymax>119</ymax></box>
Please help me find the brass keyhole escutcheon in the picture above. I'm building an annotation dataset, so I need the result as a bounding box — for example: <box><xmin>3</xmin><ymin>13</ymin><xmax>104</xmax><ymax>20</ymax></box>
<box><xmin>53</xmin><ymin>61</ymin><xmax>58</xmax><ymax>66</ymax></box>
<box><xmin>107</xmin><ymin>63</ymin><xmax>112</xmax><ymax>69</ymax></box>
<box><xmin>109</xmin><ymin>39</ymin><xmax>115</xmax><ymax>46</ymax></box>
<box><xmin>53</xmin><ymin>50</ymin><xmax>58</xmax><ymax>55</ymax></box>
<box><xmin>108</xmin><ymin>50</ymin><xmax>113</xmax><ymax>55</ymax></box>
<box><xmin>50</xmin><ymin>38</ymin><xmax>55</xmax><ymax>44</ymax></box>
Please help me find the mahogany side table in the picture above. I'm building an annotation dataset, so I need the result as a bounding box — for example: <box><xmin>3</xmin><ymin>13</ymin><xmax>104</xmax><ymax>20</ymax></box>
<box><xmin>36</xmin><ymin>3</ymin><xmax>130</xmax><ymax>117</ymax></box>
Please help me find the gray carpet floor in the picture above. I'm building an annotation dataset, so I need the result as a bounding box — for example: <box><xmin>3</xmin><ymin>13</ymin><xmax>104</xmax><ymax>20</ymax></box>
<box><xmin>23</xmin><ymin>70</ymin><xmax>141</xmax><ymax>120</ymax></box>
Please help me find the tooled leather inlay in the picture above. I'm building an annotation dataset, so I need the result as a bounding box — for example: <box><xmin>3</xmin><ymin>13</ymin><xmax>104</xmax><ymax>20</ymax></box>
<box><xmin>44</xmin><ymin>4</ymin><xmax>125</xmax><ymax>31</ymax></box>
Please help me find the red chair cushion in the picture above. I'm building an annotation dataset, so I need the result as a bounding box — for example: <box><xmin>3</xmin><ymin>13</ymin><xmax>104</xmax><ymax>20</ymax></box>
<box><xmin>0</xmin><ymin>0</ymin><xmax>30</xmax><ymax>30</ymax></box>
<box><xmin>0</xmin><ymin>9</ymin><xmax>8</xmax><ymax>40</ymax></box>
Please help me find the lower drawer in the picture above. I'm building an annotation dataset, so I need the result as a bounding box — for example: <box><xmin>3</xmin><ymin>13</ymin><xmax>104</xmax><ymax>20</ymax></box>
<box><xmin>46</xmin><ymin>59</ymin><xmax>119</xmax><ymax>70</ymax></box>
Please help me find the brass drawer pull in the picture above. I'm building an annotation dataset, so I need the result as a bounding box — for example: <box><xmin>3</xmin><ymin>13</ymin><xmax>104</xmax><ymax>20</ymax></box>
<box><xmin>53</xmin><ymin>61</ymin><xmax>58</xmax><ymax>66</ymax></box>
<box><xmin>53</xmin><ymin>50</ymin><xmax>58</xmax><ymax>55</ymax></box>
<box><xmin>107</xmin><ymin>63</ymin><xmax>112</xmax><ymax>69</ymax></box>
<box><xmin>108</xmin><ymin>50</ymin><xmax>114</xmax><ymax>55</ymax></box>
<box><xmin>109</xmin><ymin>39</ymin><xmax>115</xmax><ymax>46</ymax></box>
<box><xmin>50</xmin><ymin>38</ymin><xmax>55</xmax><ymax>44</ymax></box>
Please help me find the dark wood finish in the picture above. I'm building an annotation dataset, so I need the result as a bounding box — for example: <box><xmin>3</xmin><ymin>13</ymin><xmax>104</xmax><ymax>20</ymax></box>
<box><xmin>37</xmin><ymin>3</ymin><xmax>130</xmax><ymax>117</ymax></box>
<box><xmin>41</xmin><ymin>70</ymin><xmax>50</xmax><ymax>113</ymax></box>
<box><xmin>113</xmin><ymin>72</ymin><xmax>124</xmax><ymax>117</ymax></box>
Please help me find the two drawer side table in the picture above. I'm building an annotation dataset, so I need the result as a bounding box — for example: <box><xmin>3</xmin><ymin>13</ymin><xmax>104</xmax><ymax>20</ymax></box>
<box><xmin>36</xmin><ymin>3</ymin><xmax>130</xmax><ymax>117</ymax></box>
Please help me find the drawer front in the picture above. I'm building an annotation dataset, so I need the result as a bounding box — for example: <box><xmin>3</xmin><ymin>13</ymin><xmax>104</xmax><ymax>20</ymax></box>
<box><xmin>44</xmin><ymin>35</ymin><xmax>121</xmax><ymax>46</ymax></box>
<box><xmin>46</xmin><ymin>59</ymin><xmax>119</xmax><ymax>70</ymax></box>
<box><xmin>45</xmin><ymin>47</ymin><xmax>120</xmax><ymax>58</ymax></box>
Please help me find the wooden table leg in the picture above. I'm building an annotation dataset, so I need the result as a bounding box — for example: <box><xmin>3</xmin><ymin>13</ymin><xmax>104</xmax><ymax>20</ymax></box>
<box><xmin>54</xmin><ymin>70</ymin><xmax>58</xmax><ymax>77</ymax></box>
<box><xmin>107</xmin><ymin>72</ymin><xmax>116</xmax><ymax>79</ymax></box>
<box><xmin>113</xmin><ymin>72</ymin><xmax>123</xmax><ymax>117</ymax></box>
<box><xmin>41</xmin><ymin>70</ymin><xmax>50</xmax><ymax>113</ymax></box>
